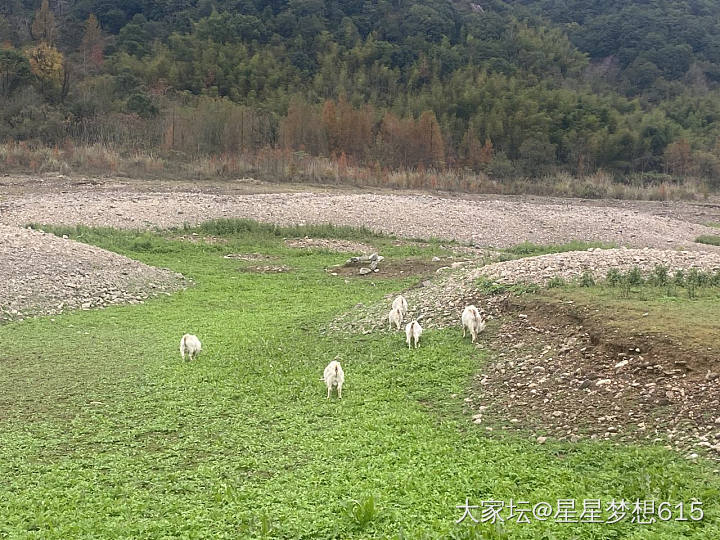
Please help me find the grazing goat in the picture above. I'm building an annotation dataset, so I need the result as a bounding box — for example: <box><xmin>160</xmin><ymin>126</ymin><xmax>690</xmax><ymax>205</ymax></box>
<box><xmin>388</xmin><ymin>306</ymin><xmax>403</xmax><ymax>331</ymax></box>
<box><xmin>405</xmin><ymin>320</ymin><xmax>423</xmax><ymax>349</ymax></box>
<box><xmin>461</xmin><ymin>305</ymin><xmax>486</xmax><ymax>343</ymax></box>
<box><xmin>392</xmin><ymin>295</ymin><xmax>408</xmax><ymax>318</ymax></box>
<box><xmin>180</xmin><ymin>334</ymin><xmax>202</xmax><ymax>361</ymax></box>
<box><xmin>324</xmin><ymin>359</ymin><xmax>345</xmax><ymax>399</ymax></box>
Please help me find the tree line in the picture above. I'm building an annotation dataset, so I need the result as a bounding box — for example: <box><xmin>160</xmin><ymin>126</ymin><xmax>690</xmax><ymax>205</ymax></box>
<box><xmin>2</xmin><ymin>0</ymin><xmax>720</xmax><ymax>186</ymax></box>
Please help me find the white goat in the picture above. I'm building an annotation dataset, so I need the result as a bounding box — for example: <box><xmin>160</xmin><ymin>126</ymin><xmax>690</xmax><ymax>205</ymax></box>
<box><xmin>461</xmin><ymin>305</ymin><xmax>486</xmax><ymax>343</ymax></box>
<box><xmin>388</xmin><ymin>306</ymin><xmax>403</xmax><ymax>331</ymax></box>
<box><xmin>405</xmin><ymin>320</ymin><xmax>423</xmax><ymax>349</ymax></box>
<box><xmin>324</xmin><ymin>359</ymin><xmax>345</xmax><ymax>399</ymax></box>
<box><xmin>392</xmin><ymin>295</ymin><xmax>408</xmax><ymax>318</ymax></box>
<box><xmin>180</xmin><ymin>334</ymin><xmax>202</xmax><ymax>361</ymax></box>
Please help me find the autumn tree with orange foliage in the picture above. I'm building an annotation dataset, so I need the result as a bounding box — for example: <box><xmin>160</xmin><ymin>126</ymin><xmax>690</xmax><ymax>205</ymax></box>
<box><xmin>322</xmin><ymin>96</ymin><xmax>373</xmax><ymax>160</ymax></box>
<box><xmin>462</xmin><ymin>128</ymin><xmax>494</xmax><ymax>170</ymax></box>
<box><xmin>415</xmin><ymin>110</ymin><xmax>445</xmax><ymax>168</ymax></box>
<box><xmin>279</xmin><ymin>97</ymin><xmax>327</xmax><ymax>156</ymax></box>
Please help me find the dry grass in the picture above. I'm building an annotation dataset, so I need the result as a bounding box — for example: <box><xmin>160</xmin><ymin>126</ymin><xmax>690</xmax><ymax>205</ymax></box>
<box><xmin>0</xmin><ymin>142</ymin><xmax>711</xmax><ymax>201</ymax></box>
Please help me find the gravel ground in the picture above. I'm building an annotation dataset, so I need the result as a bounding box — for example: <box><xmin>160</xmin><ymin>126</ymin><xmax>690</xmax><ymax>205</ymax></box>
<box><xmin>0</xmin><ymin>225</ymin><xmax>188</xmax><ymax>323</ymax></box>
<box><xmin>477</xmin><ymin>247</ymin><xmax>720</xmax><ymax>285</ymax></box>
<box><xmin>3</xmin><ymin>189</ymin><xmax>720</xmax><ymax>250</ymax></box>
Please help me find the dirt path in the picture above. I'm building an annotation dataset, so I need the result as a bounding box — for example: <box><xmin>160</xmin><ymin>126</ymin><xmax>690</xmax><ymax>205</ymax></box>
<box><xmin>2</xmin><ymin>175</ymin><xmax>719</xmax><ymax>250</ymax></box>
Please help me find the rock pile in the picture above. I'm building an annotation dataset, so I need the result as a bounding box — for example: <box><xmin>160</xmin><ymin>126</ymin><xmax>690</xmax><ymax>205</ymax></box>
<box><xmin>345</xmin><ymin>252</ymin><xmax>385</xmax><ymax>275</ymax></box>
<box><xmin>0</xmin><ymin>225</ymin><xmax>188</xmax><ymax>323</ymax></box>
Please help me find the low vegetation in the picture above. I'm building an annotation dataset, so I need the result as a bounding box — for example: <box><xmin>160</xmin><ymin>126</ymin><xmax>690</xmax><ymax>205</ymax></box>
<box><xmin>501</xmin><ymin>240</ymin><xmax>616</xmax><ymax>258</ymax></box>
<box><xmin>533</xmin><ymin>280</ymin><xmax>720</xmax><ymax>359</ymax></box>
<box><xmin>696</xmin><ymin>235</ymin><xmax>720</xmax><ymax>247</ymax></box>
<box><xmin>1</xmin><ymin>225</ymin><xmax>718</xmax><ymax>538</ymax></box>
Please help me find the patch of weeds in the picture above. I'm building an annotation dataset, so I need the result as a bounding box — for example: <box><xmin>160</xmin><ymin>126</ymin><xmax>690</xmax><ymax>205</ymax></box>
<box><xmin>606</xmin><ymin>268</ymin><xmax>622</xmax><ymax>286</ymax></box>
<box><xmin>626</xmin><ymin>266</ymin><xmax>644</xmax><ymax>286</ymax></box>
<box><xmin>502</xmin><ymin>240</ymin><xmax>615</xmax><ymax>258</ymax></box>
<box><xmin>579</xmin><ymin>270</ymin><xmax>595</xmax><ymax>287</ymax></box>
<box><xmin>26</xmin><ymin>223</ymin><xmax>178</xmax><ymax>253</ymax></box>
<box><xmin>685</xmin><ymin>268</ymin><xmax>711</xmax><ymax>299</ymax></box>
<box><xmin>190</xmin><ymin>218</ymin><xmax>388</xmax><ymax>241</ymax></box>
<box><xmin>547</xmin><ymin>276</ymin><xmax>566</xmax><ymax>289</ymax></box>
<box><xmin>346</xmin><ymin>495</ymin><xmax>379</xmax><ymax>528</ymax></box>
<box><xmin>651</xmin><ymin>264</ymin><xmax>669</xmax><ymax>287</ymax></box>
<box><xmin>258</xmin><ymin>513</ymin><xmax>274</xmax><ymax>537</ymax></box>
<box><xmin>696</xmin><ymin>234</ymin><xmax>720</xmax><ymax>246</ymax></box>
<box><xmin>476</xmin><ymin>277</ymin><xmax>539</xmax><ymax>296</ymax></box>
<box><xmin>674</xmin><ymin>269</ymin><xmax>685</xmax><ymax>287</ymax></box>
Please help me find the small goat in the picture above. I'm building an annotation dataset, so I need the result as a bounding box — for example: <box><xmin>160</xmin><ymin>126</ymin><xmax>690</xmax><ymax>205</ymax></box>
<box><xmin>324</xmin><ymin>359</ymin><xmax>345</xmax><ymax>399</ymax></box>
<box><xmin>180</xmin><ymin>333</ymin><xmax>202</xmax><ymax>361</ymax></box>
<box><xmin>405</xmin><ymin>320</ymin><xmax>423</xmax><ymax>349</ymax></box>
<box><xmin>388</xmin><ymin>306</ymin><xmax>403</xmax><ymax>331</ymax></box>
<box><xmin>461</xmin><ymin>305</ymin><xmax>486</xmax><ymax>343</ymax></box>
<box><xmin>392</xmin><ymin>295</ymin><xmax>408</xmax><ymax>318</ymax></box>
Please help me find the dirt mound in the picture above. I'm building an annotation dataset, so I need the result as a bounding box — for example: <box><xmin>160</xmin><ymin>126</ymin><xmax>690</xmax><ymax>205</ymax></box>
<box><xmin>0</xmin><ymin>225</ymin><xmax>188</xmax><ymax>323</ymax></box>
<box><xmin>469</xmin><ymin>297</ymin><xmax>720</xmax><ymax>459</ymax></box>
<box><xmin>478</xmin><ymin>248</ymin><xmax>720</xmax><ymax>285</ymax></box>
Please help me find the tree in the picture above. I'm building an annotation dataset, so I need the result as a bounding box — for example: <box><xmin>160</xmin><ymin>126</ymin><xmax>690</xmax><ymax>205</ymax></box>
<box><xmin>26</xmin><ymin>42</ymin><xmax>64</xmax><ymax>98</ymax></box>
<box><xmin>416</xmin><ymin>110</ymin><xmax>445</xmax><ymax>167</ymax></box>
<box><xmin>0</xmin><ymin>49</ymin><xmax>32</xmax><ymax>97</ymax></box>
<box><xmin>664</xmin><ymin>139</ymin><xmax>692</xmax><ymax>177</ymax></box>
<box><xmin>279</xmin><ymin>96</ymin><xmax>327</xmax><ymax>155</ymax></box>
<box><xmin>81</xmin><ymin>14</ymin><xmax>104</xmax><ymax>73</ymax></box>
<box><xmin>31</xmin><ymin>0</ymin><xmax>57</xmax><ymax>45</ymax></box>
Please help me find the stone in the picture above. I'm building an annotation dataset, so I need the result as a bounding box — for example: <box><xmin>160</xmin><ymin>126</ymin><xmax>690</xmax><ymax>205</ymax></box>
<box><xmin>359</xmin><ymin>267</ymin><xmax>372</xmax><ymax>275</ymax></box>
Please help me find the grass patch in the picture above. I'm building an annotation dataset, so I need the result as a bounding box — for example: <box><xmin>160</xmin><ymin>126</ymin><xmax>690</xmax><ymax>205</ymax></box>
<box><xmin>696</xmin><ymin>234</ymin><xmax>720</xmax><ymax>246</ymax></box>
<box><xmin>534</xmin><ymin>282</ymin><xmax>720</xmax><ymax>353</ymax></box>
<box><xmin>189</xmin><ymin>218</ymin><xmax>390</xmax><ymax>241</ymax></box>
<box><xmin>1</xmin><ymin>226</ymin><xmax>719</xmax><ymax>538</ymax></box>
<box><xmin>502</xmin><ymin>240</ymin><xmax>616</xmax><ymax>258</ymax></box>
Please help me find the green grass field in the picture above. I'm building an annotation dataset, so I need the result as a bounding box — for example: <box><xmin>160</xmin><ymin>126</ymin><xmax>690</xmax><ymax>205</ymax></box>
<box><xmin>1</xmin><ymin>224</ymin><xmax>718</xmax><ymax>539</ymax></box>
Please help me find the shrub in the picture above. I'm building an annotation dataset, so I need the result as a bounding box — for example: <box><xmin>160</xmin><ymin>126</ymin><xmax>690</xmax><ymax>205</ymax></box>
<box><xmin>606</xmin><ymin>268</ymin><xmax>622</xmax><ymax>286</ymax></box>
<box><xmin>673</xmin><ymin>269</ymin><xmax>685</xmax><ymax>286</ymax></box>
<box><xmin>579</xmin><ymin>270</ymin><xmax>595</xmax><ymax>287</ymax></box>
<box><xmin>651</xmin><ymin>264</ymin><xmax>669</xmax><ymax>286</ymax></box>
<box><xmin>626</xmin><ymin>266</ymin><xmax>644</xmax><ymax>286</ymax></box>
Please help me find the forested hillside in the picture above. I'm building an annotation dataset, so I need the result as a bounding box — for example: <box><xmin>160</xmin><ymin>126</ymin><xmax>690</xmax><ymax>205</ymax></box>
<box><xmin>2</xmin><ymin>0</ymin><xmax>720</xmax><ymax>191</ymax></box>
